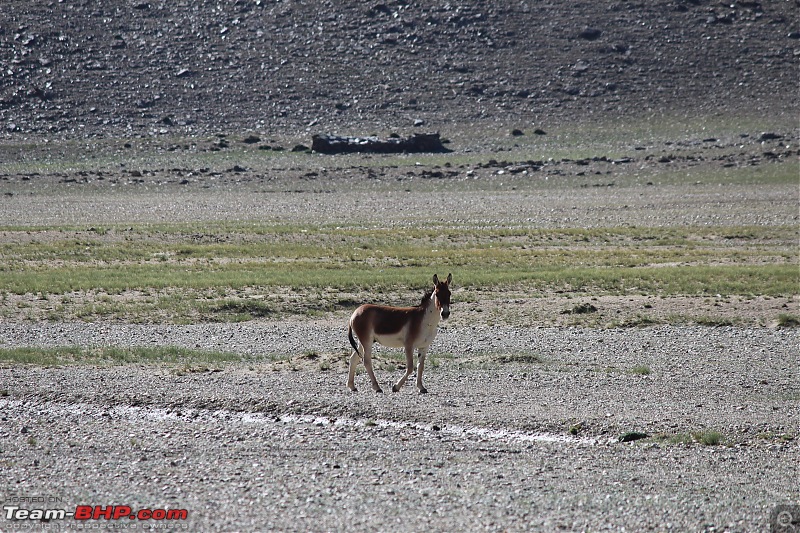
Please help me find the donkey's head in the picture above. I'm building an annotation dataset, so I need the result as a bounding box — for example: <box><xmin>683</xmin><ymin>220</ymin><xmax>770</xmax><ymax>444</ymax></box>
<box><xmin>432</xmin><ymin>273</ymin><xmax>452</xmax><ymax>320</ymax></box>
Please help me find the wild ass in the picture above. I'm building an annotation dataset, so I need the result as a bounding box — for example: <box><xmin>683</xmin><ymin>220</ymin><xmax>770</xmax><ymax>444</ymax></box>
<box><xmin>347</xmin><ymin>274</ymin><xmax>452</xmax><ymax>393</ymax></box>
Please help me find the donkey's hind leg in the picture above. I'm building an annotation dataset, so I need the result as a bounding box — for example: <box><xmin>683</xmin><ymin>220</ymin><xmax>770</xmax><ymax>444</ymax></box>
<box><xmin>346</xmin><ymin>349</ymin><xmax>360</xmax><ymax>392</ymax></box>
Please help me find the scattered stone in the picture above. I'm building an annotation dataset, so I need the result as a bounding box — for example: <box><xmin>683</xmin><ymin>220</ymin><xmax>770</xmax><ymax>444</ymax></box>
<box><xmin>562</xmin><ymin>303</ymin><xmax>598</xmax><ymax>315</ymax></box>
<box><xmin>759</xmin><ymin>132</ymin><xmax>782</xmax><ymax>141</ymax></box>
<box><xmin>533</xmin><ymin>128</ymin><xmax>546</xmax><ymax>135</ymax></box>
<box><xmin>242</xmin><ymin>135</ymin><xmax>261</xmax><ymax>144</ymax></box>
<box><xmin>291</xmin><ymin>144</ymin><xmax>311</xmax><ymax>153</ymax></box>
<box><xmin>511</xmin><ymin>129</ymin><xmax>524</xmax><ymax>136</ymax></box>
<box><xmin>413</xmin><ymin>119</ymin><xmax>426</xmax><ymax>127</ymax></box>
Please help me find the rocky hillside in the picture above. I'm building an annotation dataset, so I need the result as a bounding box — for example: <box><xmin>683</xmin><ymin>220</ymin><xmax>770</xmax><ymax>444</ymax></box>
<box><xmin>1</xmin><ymin>0</ymin><xmax>797</xmax><ymax>138</ymax></box>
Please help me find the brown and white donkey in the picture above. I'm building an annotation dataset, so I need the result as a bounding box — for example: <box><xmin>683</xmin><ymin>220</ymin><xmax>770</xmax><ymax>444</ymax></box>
<box><xmin>347</xmin><ymin>273</ymin><xmax>452</xmax><ymax>393</ymax></box>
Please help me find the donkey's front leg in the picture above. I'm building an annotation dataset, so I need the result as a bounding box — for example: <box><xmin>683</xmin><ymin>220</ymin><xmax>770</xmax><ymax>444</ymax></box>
<box><xmin>416</xmin><ymin>349</ymin><xmax>428</xmax><ymax>394</ymax></box>
<box><xmin>362</xmin><ymin>344</ymin><xmax>383</xmax><ymax>393</ymax></box>
<box><xmin>392</xmin><ymin>345</ymin><xmax>415</xmax><ymax>392</ymax></box>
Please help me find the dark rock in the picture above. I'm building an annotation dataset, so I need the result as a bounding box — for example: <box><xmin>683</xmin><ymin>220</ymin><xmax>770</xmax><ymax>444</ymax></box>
<box><xmin>311</xmin><ymin>133</ymin><xmax>449</xmax><ymax>154</ymax></box>
<box><xmin>242</xmin><ymin>135</ymin><xmax>261</xmax><ymax>144</ymax></box>
<box><xmin>578</xmin><ymin>27</ymin><xmax>603</xmax><ymax>40</ymax></box>
<box><xmin>291</xmin><ymin>144</ymin><xmax>310</xmax><ymax>152</ymax></box>
<box><xmin>619</xmin><ymin>431</ymin><xmax>649</xmax><ymax>443</ymax></box>
<box><xmin>562</xmin><ymin>303</ymin><xmax>598</xmax><ymax>315</ymax></box>
<box><xmin>511</xmin><ymin>129</ymin><xmax>524</xmax><ymax>136</ymax></box>
<box><xmin>759</xmin><ymin>132</ymin><xmax>782</xmax><ymax>141</ymax></box>
<box><xmin>533</xmin><ymin>128</ymin><xmax>546</xmax><ymax>135</ymax></box>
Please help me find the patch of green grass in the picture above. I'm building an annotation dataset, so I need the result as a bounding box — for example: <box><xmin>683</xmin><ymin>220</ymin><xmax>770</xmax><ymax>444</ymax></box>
<box><xmin>609</xmin><ymin>313</ymin><xmax>660</xmax><ymax>328</ymax></box>
<box><xmin>202</xmin><ymin>299</ymin><xmax>273</xmax><ymax>321</ymax></box>
<box><xmin>652</xmin><ymin>431</ymin><xmax>725</xmax><ymax>446</ymax></box>
<box><xmin>777</xmin><ymin>313</ymin><xmax>800</xmax><ymax>328</ymax></box>
<box><xmin>568</xmin><ymin>422</ymin><xmax>584</xmax><ymax>435</ymax></box>
<box><xmin>1</xmin><ymin>261</ymin><xmax>795</xmax><ymax>299</ymax></box>
<box><xmin>692</xmin><ymin>430</ymin><xmax>724</xmax><ymax>446</ymax></box>
<box><xmin>629</xmin><ymin>365</ymin><xmax>651</xmax><ymax>375</ymax></box>
<box><xmin>663</xmin><ymin>433</ymin><xmax>694</xmax><ymax>445</ymax></box>
<box><xmin>0</xmin><ymin>346</ymin><xmax>241</xmax><ymax>366</ymax></box>
<box><xmin>693</xmin><ymin>316</ymin><xmax>737</xmax><ymax>327</ymax></box>
<box><xmin>494</xmin><ymin>353</ymin><xmax>542</xmax><ymax>364</ymax></box>
<box><xmin>756</xmin><ymin>432</ymin><xmax>795</xmax><ymax>443</ymax></box>
<box><xmin>0</xmin><ymin>222</ymin><xmax>795</xmax><ymax>322</ymax></box>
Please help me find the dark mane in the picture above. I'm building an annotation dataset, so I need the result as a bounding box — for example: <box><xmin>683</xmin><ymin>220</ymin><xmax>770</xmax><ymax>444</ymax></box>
<box><xmin>419</xmin><ymin>288</ymin><xmax>434</xmax><ymax>307</ymax></box>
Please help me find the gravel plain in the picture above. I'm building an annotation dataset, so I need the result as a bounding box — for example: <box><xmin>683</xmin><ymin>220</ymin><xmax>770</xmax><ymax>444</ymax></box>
<box><xmin>1</xmin><ymin>157</ymin><xmax>797</xmax><ymax>532</ymax></box>
<box><xmin>1</xmin><ymin>157</ymin><xmax>798</xmax><ymax>532</ymax></box>
<box><xmin>1</xmin><ymin>321</ymin><xmax>798</xmax><ymax>531</ymax></box>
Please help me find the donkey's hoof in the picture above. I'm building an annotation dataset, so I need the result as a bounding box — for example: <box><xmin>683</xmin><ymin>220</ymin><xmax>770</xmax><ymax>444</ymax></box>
<box><xmin>375</xmin><ymin>388</ymin><xmax>384</xmax><ymax>394</ymax></box>
<box><xmin>348</xmin><ymin>387</ymin><xmax>357</xmax><ymax>392</ymax></box>
<box><xmin>418</xmin><ymin>388</ymin><xmax>428</xmax><ymax>394</ymax></box>
<box><xmin>391</xmin><ymin>385</ymin><xmax>400</xmax><ymax>393</ymax></box>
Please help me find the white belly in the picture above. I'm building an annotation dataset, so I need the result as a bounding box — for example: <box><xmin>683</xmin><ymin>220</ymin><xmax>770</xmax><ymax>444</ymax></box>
<box><xmin>373</xmin><ymin>319</ymin><xmax>438</xmax><ymax>350</ymax></box>
<box><xmin>373</xmin><ymin>324</ymin><xmax>409</xmax><ymax>349</ymax></box>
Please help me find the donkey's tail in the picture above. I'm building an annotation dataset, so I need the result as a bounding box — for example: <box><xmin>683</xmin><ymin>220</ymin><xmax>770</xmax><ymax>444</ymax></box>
<box><xmin>348</xmin><ymin>325</ymin><xmax>361</xmax><ymax>355</ymax></box>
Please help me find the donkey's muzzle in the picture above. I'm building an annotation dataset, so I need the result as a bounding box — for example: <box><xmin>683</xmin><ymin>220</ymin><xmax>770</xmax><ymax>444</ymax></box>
<box><xmin>441</xmin><ymin>309</ymin><xmax>450</xmax><ymax>319</ymax></box>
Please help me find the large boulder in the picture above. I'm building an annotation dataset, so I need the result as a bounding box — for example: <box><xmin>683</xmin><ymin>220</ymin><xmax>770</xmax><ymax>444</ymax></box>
<box><xmin>311</xmin><ymin>132</ymin><xmax>448</xmax><ymax>154</ymax></box>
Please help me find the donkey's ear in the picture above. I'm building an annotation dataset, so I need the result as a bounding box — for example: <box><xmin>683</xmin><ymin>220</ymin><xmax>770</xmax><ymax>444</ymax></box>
<box><xmin>433</xmin><ymin>274</ymin><xmax>439</xmax><ymax>285</ymax></box>
<box><xmin>446</xmin><ymin>273</ymin><xmax>452</xmax><ymax>285</ymax></box>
